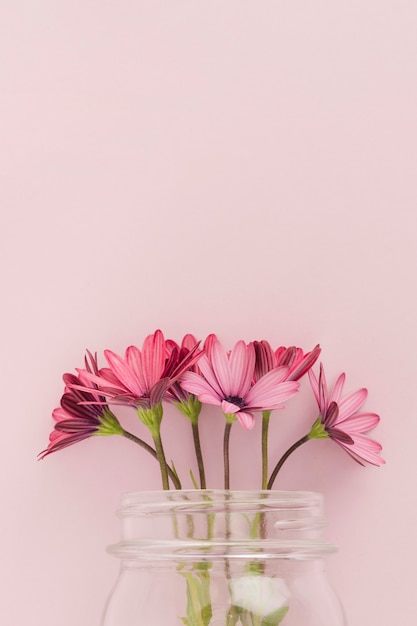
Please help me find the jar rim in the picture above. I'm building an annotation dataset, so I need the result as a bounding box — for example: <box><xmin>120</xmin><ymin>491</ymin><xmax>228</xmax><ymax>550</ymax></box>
<box><xmin>117</xmin><ymin>489</ymin><xmax>324</xmax><ymax>517</ymax></box>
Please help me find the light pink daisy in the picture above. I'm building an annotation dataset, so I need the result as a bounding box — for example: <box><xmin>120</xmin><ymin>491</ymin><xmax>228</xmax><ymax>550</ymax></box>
<box><xmin>180</xmin><ymin>338</ymin><xmax>300</xmax><ymax>430</ymax></box>
<box><xmin>308</xmin><ymin>364</ymin><xmax>385</xmax><ymax>466</ymax></box>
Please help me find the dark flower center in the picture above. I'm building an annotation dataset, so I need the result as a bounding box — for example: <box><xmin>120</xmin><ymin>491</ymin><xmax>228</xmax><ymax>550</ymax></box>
<box><xmin>224</xmin><ymin>395</ymin><xmax>246</xmax><ymax>409</ymax></box>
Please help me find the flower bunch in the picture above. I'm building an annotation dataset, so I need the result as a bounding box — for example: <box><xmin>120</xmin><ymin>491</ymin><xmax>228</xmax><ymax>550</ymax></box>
<box><xmin>39</xmin><ymin>330</ymin><xmax>384</xmax><ymax>488</ymax></box>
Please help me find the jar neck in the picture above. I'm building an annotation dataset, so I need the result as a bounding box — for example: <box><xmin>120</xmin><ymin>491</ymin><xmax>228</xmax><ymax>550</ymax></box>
<box><xmin>108</xmin><ymin>490</ymin><xmax>336</xmax><ymax>561</ymax></box>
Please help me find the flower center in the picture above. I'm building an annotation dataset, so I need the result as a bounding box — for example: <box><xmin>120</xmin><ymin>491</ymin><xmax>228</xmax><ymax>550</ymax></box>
<box><xmin>224</xmin><ymin>395</ymin><xmax>246</xmax><ymax>409</ymax></box>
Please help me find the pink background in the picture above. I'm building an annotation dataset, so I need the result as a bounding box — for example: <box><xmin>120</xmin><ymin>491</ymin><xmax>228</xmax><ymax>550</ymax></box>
<box><xmin>2</xmin><ymin>1</ymin><xmax>416</xmax><ymax>624</ymax></box>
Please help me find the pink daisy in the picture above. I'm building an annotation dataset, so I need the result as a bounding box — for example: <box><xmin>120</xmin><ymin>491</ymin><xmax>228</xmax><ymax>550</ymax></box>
<box><xmin>71</xmin><ymin>329</ymin><xmax>202</xmax><ymax>409</ymax></box>
<box><xmin>308</xmin><ymin>364</ymin><xmax>385</xmax><ymax>466</ymax></box>
<box><xmin>39</xmin><ymin>355</ymin><xmax>122</xmax><ymax>459</ymax></box>
<box><xmin>253</xmin><ymin>341</ymin><xmax>321</xmax><ymax>382</ymax></box>
<box><xmin>180</xmin><ymin>338</ymin><xmax>299</xmax><ymax>430</ymax></box>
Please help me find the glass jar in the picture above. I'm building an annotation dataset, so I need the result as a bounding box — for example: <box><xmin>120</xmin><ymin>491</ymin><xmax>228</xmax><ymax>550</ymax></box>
<box><xmin>102</xmin><ymin>490</ymin><xmax>346</xmax><ymax>626</ymax></box>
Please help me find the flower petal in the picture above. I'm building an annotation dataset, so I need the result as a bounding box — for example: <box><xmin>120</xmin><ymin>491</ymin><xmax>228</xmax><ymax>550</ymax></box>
<box><xmin>126</xmin><ymin>346</ymin><xmax>147</xmax><ymax>393</ymax></box>
<box><xmin>337</xmin><ymin>388</ymin><xmax>368</xmax><ymax>420</ymax></box>
<box><xmin>337</xmin><ymin>412</ymin><xmax>380</xmax><ymax>433</ymax></box>
<box><xmin>181</xmin><ymin>371</ymin><xmax>222</xmax><ymax>403</ymax></box>
<box><xmin>246</xmin><ymin>370</ymin><xmax>298</xmax><ymax>408</ymax></box>
<box><xmin>229</xmin><ymin>341</ymin><xmax>255</xmax><ymax>396</ymax></box>
<box><xmin>211</xmin><ymin>339</ymin><xmax>232</xmax><ymax>395</ymax></box>
<box><xmin>221</xmin><ymin>400</ymin><xmax>240</xmax><ymax>414</ymax></box>
<box><xmin>236</xmin><ymin>411</ymin><xmax>255</xmax><ymax>430</ymax></box>
<box><xmin>104</xmin><ymin>350</ymin><xmax>144</xmax><ymax>396</ymax></box>
<box><xmin>142</xmin><ymin>329</ymin><xmax>166</xmax><ymax>389</ymax></box>
<box><xmin>329</xmin><ymin>373</ymin><xmax>346</xmax><ymax>405</ymax></box>
<box><xmin>196</xmin><ymin>354</ymin><xmax>225</xmax><ymax>397</ymax></box>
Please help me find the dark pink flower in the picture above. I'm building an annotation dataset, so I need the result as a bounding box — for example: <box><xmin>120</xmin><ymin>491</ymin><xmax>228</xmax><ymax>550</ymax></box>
<box><xmin>308</xmin><ymin>364</ymin><xmax>385</xmax><ymax>466</ymax></box>
<box><xmin>165</xmin><ymin>333</ymin><xmax>202</xmax><ymax>404</ymax></box>
<box><xmin>253</xmin><ymin>341</ymin><xmax>321</xmax><ymax>382</ymax></box>
<box><xmin>39</xmin><ymin>355</ymin><xmax>122</xmax><ymax>459</ymax></box>
<box><xmin>71</xmin><ymin>329</ymin><xmax>202</xmax><ymax>409</ymax></box>
<box><xmin>181</xmin><ymin>337</ymin><xmax>299</xmax><ymax>430</ymax></box>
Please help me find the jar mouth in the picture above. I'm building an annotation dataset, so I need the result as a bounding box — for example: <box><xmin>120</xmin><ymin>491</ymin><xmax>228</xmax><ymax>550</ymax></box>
<box><xmin>117</xmin><ymin>489</ymin><xmax>324</xmax><ymax>517</ymax></box>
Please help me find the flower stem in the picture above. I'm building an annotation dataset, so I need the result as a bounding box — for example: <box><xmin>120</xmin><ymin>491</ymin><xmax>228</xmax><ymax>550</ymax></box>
<box><xmin>191</xmin><ymin>421</ymin><xmax>207</xmax><ymax>489</ymax></box>
<box><xmin>121</xmin><ymin>429</ymin><xmax>181</xmax><ymax>489</ymax></box>
<box><xmin>261</xmin><ymin>410</ymin><xmax>271</xmax><ymax>490</ymax></box>
<box><xmin>152</xmin><ymin>431</ymin><xmax>170</xmax><ymax>490</ymax></box>
<box><xmin>267</xmin><ymin>434</ymin><xmax>310</xmax><ymax>489</ymax></box>
<box><xmin>223</xmin><ymin>421</ymin><xmax>233</xmax><ymax>490</ymax></box>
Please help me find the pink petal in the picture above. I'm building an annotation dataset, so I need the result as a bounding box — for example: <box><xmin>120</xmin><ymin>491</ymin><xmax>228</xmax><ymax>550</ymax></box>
<box><xmin>289</xmin><ymin>344</ymin><xmax>321</xmax><ymax>381</ymax></box>
<box><xmin>104</xmin><ymin>350</ymin><xmax>144</xmax><ymax>396</ymax></box>
<box><xmin>246</xmin><ymin>370</ymin><xmax>298</xmax><ymax>407</ymax></box>
<box><xmin>221</xmin><ymin>400</ymin><xmax>240</xmax><ymax>414</ymax></box>
<box><xmin>329</xmin><ymin>373</ymin><xmax>346</xmax><ymax>404</ymax></box>
<box><xmin>142</xmin><ymin>330</ymin><xmax>166</xmax><ymax>389</ymax></box>
<box><xmin>236</xmin><ymin>411</ymin><xmax>255</xmax><ymax>430</ymax></box>
<box><xmin>203</xmin><ymin>334</ymin><xmax>218</xmax><ymax>360</ymax></box>
<box><xmin>308</xmin><ymin>369</ymin><xmax>320</xmax><ymax>405</ymax></box>
<box><xmin>211</xmin><ymin>339</ymin><xmax>232</xmax><ymax>395</ymax></box>
<box><xmin>198</xmin><ymin>393</ymin><xmax>223</xmax><ymax>406</ymax></box>
<box><xmin>196</xmin><ymin>354</ymin><xmax>225</xmax><ymax>397</ymax></box>
<box><xmin>229</xmin><ymin>341</ymin><xmax>255</xmax><ymax>396</ymax></box>
<box><xmin>75</xmin><ymin>369</ymin><xmax>123</xmax><ymax>391</ymax></box>
<box><xmin>336</xmin><ymin>412</ymin><xmax>380</xmax><ymax>433</ymax></box>
<box><xmin>318</xmin><ymin>364</ymin><xmax>328</xmax><ymax>411</ymax></box>
<box><xmin>52</xmin><ymin>407</ymin><xmax>68</xmax><ymax>422</ymax></box>
<box><xmin>338</xmin><ymin>434</ymin><xmax>385</xmax><ymax>466</ymax></box>
<box><xmin>337</xmin><ymin>388</ymin><xmax>368</xmax><ymax>420</ymax></box>
<box><xmin>181</xmin><ymin>334</ymin><xmax>198</xmax><ymax>350</ymax></box>
<box><xmin>126</xmin><ymin>346</ymin><xmax>147</xmax><ymax>392</ymax></box>
<box><xmin>180</xmin><ymin>371</ymin><xmax>222</xmax><ymax>403</ymax></box>
<box><xmin>253</xmin><ymin>340</ymin><xmax>276</xmax><ymax>379</ymax></box>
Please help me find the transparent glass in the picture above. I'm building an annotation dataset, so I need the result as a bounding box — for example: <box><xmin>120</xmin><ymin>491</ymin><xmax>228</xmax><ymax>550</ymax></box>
<box><xmin>102</xmin><ymin>490</ymin><xmax>347</xmax><ymax>626</ymax></box>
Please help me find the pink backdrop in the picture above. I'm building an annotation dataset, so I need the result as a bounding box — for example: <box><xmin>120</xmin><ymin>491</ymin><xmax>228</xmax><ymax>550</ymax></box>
<box><xmin>2</xmin><ymin>2</ymin><xmax>416</xmax><ymax>625</ymax></box>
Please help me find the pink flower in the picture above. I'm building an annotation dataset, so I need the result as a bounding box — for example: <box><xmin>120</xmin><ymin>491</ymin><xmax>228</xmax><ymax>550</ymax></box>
<box><xmin>39</xmin><ymin>355</ymin><xmax>122</xmax><ymax>459</ymax></box>
<box><xmin>253</xmin><ymin>341</ymin><xmax>321</xmax><ymax>382</ymax></box>
<box><xmin>165</xmin><ymin>333</ymin><xmax>202</xmax><ymax>404</ymax></box>
<box><xmin>180</xmin><ymin>338</ymin><xmax>300</xmax><ymax>430</ymax></box>
<box><xmin>71</xmin><ymin>329</ymin><xmax>202</xmax><ymax>409</ymax></box>
<box><xmin>308</xmin><ymin>364</ymin><xmax>385</xmax><ymax>466</ymax></box>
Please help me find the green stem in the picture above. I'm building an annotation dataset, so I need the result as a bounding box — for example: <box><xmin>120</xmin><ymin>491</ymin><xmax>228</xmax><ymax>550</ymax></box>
<box><xmin>121</xmin><ymin>430</ymin><xmax>181</xmax><ymax>489</ymax></box>
<box><xmin>152</xmin><ymin>431</ymin><xmax>170</xmax><ymax>490</ymax></box>
<box><xmin>192</xmin><ymin>421</ymin><xmax>207</xmax><ymax>489</ymax></box>
<box><xmin>261</xmin><ymin>410</ymin><xmax>271</xmax><ymax>490</ymax></box>
<box><xmin>223</xmin><ymin>421</ymin><xmax>233</xmax><ymax>490</ymax></box>
<box><xmin>267</xmin><ymin>434</ymin><xmax>310</xmax><ymax>489</ymax></box>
